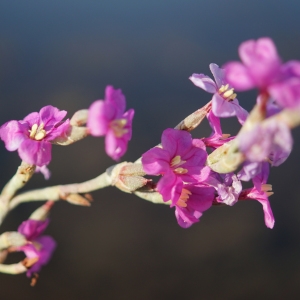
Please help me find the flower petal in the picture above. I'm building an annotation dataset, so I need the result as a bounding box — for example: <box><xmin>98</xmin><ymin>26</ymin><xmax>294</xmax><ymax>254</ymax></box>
<box><xmin>18</xmin><ymin>139</ymin><xmax>52</xmax><ymax>166</ymax></box>
<box><xmin>189</xmin><ymin>73</ymin><xmax>217</xmax><ymax>93</ymax></box>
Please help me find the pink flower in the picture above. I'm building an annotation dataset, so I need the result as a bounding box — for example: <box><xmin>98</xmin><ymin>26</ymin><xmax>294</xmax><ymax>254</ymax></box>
<box><xmin>239</xmin><ymin>175</ymin><xmax>274</xmax><ymax>229</ymax></box>
<box><xmin>173</xmin><ymin>184</ymin><xmax>215</xmax><ymax>228</ymax></box>
<box><xmin>190</xmin><ymin>63</ymin><xmax>248</xmax><ymax>124</ymax></box>
<box><xmin>224</xmin><ymin>37</ymin><xmax>300</xmax><ymax>108</ymax></box>
<box><xmin>17</xmin><ymin>219</ymin><xmax>56</xmax><ymax>277</ymax></box>
<box><xmin>87</xmin><ymin>86</ymin><xmax>134</xmax><ymax>161</ymax></box>
<box><xmin>206</xmin><ymin>173</ymin><xmax>242</xmax><ymax>206</ymax></box>
<box><xmin>237</xmin><ymin>119</ymin><xmax>292</xmax><ymax>166</ymax></box>
<box><xmin>0</xmin><ymin>105</ymin><xmax>69</xmax><ymax>166</ymax></box>
<box><xmin>142</xmin><ymin>128</ymin><xmax>210</xmax><ymax>204</ymax></box>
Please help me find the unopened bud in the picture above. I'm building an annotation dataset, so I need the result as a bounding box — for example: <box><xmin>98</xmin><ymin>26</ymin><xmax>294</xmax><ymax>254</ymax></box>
<box><xmin>108</xmin><ymin>162</ymin><xmax>148</xmax><ymax>193</ymax></box>
<box><xmin>63</xmin><ymin>193</ymin><xmax>92</xmax><ymax>206</ymax></box>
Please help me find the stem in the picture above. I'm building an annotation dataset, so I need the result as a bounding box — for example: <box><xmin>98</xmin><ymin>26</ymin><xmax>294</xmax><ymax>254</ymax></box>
<box><xmin>9</xmin><ymin>172</ymin><xmax>111</xmax><ymax>210</ymax></box>
<box><xmin>0</xmin><ymin>162</ymin><xmax>36</xmax><ymax>224</ymax></box>
<box><xmin>0</xmin><ymin>262</ymin><xmax>27</xmax><ymax>275</ymax></box>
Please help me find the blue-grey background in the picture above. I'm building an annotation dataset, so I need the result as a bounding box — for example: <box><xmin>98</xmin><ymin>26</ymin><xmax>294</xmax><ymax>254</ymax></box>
<box><xmin>1</xmin><ymin>1</ymin><xmax>300</xmax><ymax>299</ymax></box>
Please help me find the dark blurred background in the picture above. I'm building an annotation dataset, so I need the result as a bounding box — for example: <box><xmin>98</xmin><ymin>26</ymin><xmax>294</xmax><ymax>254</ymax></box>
<box><xmin>1</xmin><ymin>1</ymin><xmax>300</xmax><ymax>299</ymax></box>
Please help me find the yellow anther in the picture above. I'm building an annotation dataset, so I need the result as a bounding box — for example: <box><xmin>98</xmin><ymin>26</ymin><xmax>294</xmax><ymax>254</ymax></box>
<box><xmin>29</xmin><ymin>124</ymin><xmax>38</xmax><ymax>138</ymax></box>
<box><xmin>218</xmin><ymin>85</ymin><xmax>227</xmax><ymax>93</ymax></box>
<box><xmin>29</xmin><ymin>123</ymin><xmax>47</xmax><ymax>140</ymax></box>
<box><xmin>174</xmin><ymin>167</ymin><xmax>188</xmax><ymax>174</ymax></box>
<box><xmin>34</xmin><ymin>130</ymin><xmax>46</xmax><ymax>140</ymax></box>
<box><xmin>218</xmin><ymin>84</ymin><xmax>237</xmax><ymax>101</ymax></box>
<box><xmin>180</xmin><ymin>188</ymin><xmax>192</xmax><ymax>200</ymax></box>
<box><xmin>110</xmin><ymin>119</ymin><xmax>128</xmax><ymax>137</ymax></box>
<box><xmin>223</xmin><ymin>88</ymin><xmax>234</xmax><ymax>98</ymax></box>
<box><xmin>171</xmin><ymin>155</ymin><xmax>181</xmax><ymax>167</ymax></box>
<box><xmin>176</xmin><ymin>188</ymin><xmax>192</xmax><ymax>207</ymax></box>
<box><xmin>176</xmin><ymin>199</ymin><xmax>188</xmax><ymax>207</ymax></box>
<box><xmin>229</xmin><ymin>93</ymin><xmax>237</xmax><ymax>100</ymax></box>
<box><xmin>221</xmin><ymin>133</ymin><xmax>231</xmax><ymax>139</ymax></box>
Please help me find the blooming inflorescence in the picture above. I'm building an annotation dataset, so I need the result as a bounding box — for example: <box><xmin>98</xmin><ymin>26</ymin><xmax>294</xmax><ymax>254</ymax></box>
<box><xmin>0</xmin><ymin>37</ymin><xmax>300</xmax><ymax>281</ymax></box>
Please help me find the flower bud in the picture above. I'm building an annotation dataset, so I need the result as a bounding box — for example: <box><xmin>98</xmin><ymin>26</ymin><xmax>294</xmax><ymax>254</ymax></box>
<box><xmin>108</xmin><ymin>162</ymin><xmax>148</xmax><ymax>193</ymax></box>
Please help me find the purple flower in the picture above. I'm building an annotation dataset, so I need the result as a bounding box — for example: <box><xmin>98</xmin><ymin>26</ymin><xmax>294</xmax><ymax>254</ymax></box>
<box><xmin>207</xmin><ymin>173</ymin><xmax>242</xmax><ymax>206</ymax></box>
<box><xmin>190</xmin><ymin>63</ymin><xmax>248</xmax><ymax>124</ymax></box>
<box><xmin>0</xmin><ymin>106</ymin><xmax>69</xmax><ymax>166</ymax></box>
<box><xmin>142</xmin><ymin>128</ymin><xmax>210</xmax><ymax>204</ymax></box>
<box><xmin>239</xmin><ymin>178</ymin><xmax>274</xmax><ymax>229</ymax></box>
<box><xmin>224</xmin><ymin>37</ymin><xmax>300</xmax><ymax>108</ymax></box>
<box><xmin>17</xmin><ymin>219</ymin><xmax>56</xmax><ymax>277</ymax></box>
<box><xmin>237</xmin><ymin>119</ymin><xmax>293</xmax><ymax>166</ymax></box>
<box><xmin>87</xmin><ymin>86</ymin><xmax>134</xmax><ymax>161</ymax></box>
<box><xmin>173</xmin><ymin>184</ymin><xmax>215</xmax><ymax>228</ymax></box>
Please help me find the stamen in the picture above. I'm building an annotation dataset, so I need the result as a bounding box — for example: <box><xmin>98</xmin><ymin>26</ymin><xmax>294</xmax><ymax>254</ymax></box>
<box><xmin>110</xmin><ymin>119</ymin><xmax>128</xmax><ymax>137</ymax></box>
<box><xmin>171</xmin><ymin>155</ymin><xmax>181</xmax><ymax>167</ymax></box>
<box><xmin>34</xmin><ymin>131</ymin><xmax>46</xmax><ymax>140</ymax></box>
<box><xmin>176</xmin><ymin>188</ymin><xmax>192</xmax><ymax>207</ymax></box>
<box><xmin>221</xmin><ymin>133</ymin><xmax>231</xmax><ymax>139</ymax></box>
<box><xmin>218</xmin><ymin>84</ymin><xmax>237</xmax><ymax>101</ymax></box>
<box><xmin>174</xmin><ymin>167</ymin><xmax>188</xmax><ymax>174</ymax></box>
<box><xmin>29</xmin><ymin>123</ymin><xmax>47</xmax><ymax>140</ymax></box>
<box><xmin>29</xmin><ymin>124</ymin><xmax>38</xmax><ymax>138</ymax></box>
<box><xmin>223</xmin><ymin>88</ymin><xmax>234</xmax><ymax>98</ymax></box>
<box><xmin>176</xmin><ymin>199</ymin><xmax>187</xmax><ymax>207</ymax></box>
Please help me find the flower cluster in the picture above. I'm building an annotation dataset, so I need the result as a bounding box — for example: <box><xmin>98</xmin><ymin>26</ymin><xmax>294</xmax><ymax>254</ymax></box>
<box><xmin>0</xmin><ymin>37</ymin><xmax>299</xmax><ymax>281</ymax></box>
<box><xmin>141</xmin><ymin>37</ymin><xmax>300</xmax><ymax>229</ymax></box>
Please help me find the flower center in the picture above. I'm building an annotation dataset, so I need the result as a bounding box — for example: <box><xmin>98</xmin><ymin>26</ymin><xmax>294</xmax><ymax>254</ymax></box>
<box><xmin>170</xmin><ymin>155</ymin><xmax>188</xmax><ymax>174</ymax></box>
<box><xmin>176</xmin><ymin>188</ymin><xmax>192</xmax><ymax>207</ymax></box>
<box><xmin>110</xmin><ymin>119</ymin><xmax>128</xmax><ymax>138</ymax></box>
<box><xmin>218</xmin><ymin>84</ymin><xmax>237</xmax><ymax>101</ymax></box>
<box><xmin>29</xmin><ymin>123</ymin><xmax>46</xmax><ymax>140</ymax></box>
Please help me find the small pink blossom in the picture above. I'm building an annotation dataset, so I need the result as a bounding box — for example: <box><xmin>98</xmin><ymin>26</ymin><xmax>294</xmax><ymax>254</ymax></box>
<box><xmin>237</xmin><ymin>119</ymin><xmax>292</xmax><ymax>166</ymax></box>
<box><xmin>17</xmin><ymin>219</ymin><xmax>56</xmax><ymax>277</ymax></box>
<box><xmin>190</xmin><ymin>63</ymin><xmax>248</xmax><ymax>124</ymax></box>
<box><xmin>142</xmin><ymin>128</ymin><xmax>210</xmax><ymax>204</ymax></box>
<box><xmin>0</xmin><ymin>105</ymin><xmax>69</xmax><ymax>166</ymax></box>
<box><xmin>224</xmin><ymin>37</ymin><xmax>300</xmax><ymax>108</ymax></box>
<box><xmin>87</xmin><ymin>86</ymin><xmax>134</xmax><ymax>161</ymax></box>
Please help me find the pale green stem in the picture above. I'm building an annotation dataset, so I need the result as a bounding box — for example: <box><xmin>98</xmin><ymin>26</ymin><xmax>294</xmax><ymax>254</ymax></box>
<box><xmin>9</xmin><ymin>172</ymin><xmax>111</xmax><ymax>210</ymax></box>
<box><xmin>0</xmin><ymin>232</ymin><xmax>27</xmax><ymax>251</ymax></box>
<box><xmin>0</xmin><ymin>161</ymin><xmax>36</xmax><ymax>224</ymax></box>
<box><xmin>0</xmin><ymin>262</ymin><xmax>27</xmax><ymax>275</ymax></box>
